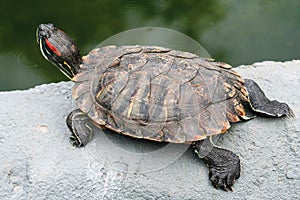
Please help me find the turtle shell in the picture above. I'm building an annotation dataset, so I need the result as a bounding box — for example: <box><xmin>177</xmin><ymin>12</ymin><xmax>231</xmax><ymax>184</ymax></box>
<box><xmin>72</xmin><ymin>45</ymin><xmax>248</xmax><ymax>143</ymax></box>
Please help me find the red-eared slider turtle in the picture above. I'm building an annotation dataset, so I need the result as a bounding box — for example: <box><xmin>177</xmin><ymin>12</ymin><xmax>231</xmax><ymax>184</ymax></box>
<box><xmin>37</xmin><ymin>23</ymin><xmax>294</xmax><ymax>191</ymax></box>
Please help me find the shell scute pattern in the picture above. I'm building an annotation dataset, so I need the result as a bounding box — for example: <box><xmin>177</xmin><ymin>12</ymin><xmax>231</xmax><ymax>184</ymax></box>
<box><xmin>72</xmin><ymin>45</ymin><xmax>248</xmax><ymax>142</ymax></box>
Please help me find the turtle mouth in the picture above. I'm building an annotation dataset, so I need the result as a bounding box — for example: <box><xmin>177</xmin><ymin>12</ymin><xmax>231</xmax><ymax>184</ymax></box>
<box><xmin>38</xmin><ymin>37</ymin><xmax>50</xmax><ymax>62</ymax></box>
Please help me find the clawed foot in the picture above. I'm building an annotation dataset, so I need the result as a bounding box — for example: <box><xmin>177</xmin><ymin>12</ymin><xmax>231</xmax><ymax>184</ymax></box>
<box><xmin>193</xmin><ymin>139</ymin><xmax>241</xmax><ymax>191</ymax></box>
<box><xmin>66</xmin><ymin>109</ymin><xmax>94</xmax><ymax>147</ymax></box>
<box><xmin>208</xmin><ymin>156</ymin><xmax>240</xmax><ymax>191</ymax></box>
<box><xmin>70</xmin><ymin>133</ymin><xmax>84</xmax><ymax>147</ymax></box>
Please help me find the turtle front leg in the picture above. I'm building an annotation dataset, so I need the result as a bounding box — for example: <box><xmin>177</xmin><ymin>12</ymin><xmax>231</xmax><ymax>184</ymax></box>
<box><xmin>244</xmin><ymin>79</ymin><xmax>294</xmax><ymax>117</ymax></box>
<box><xmin>66</xmin><ymin>109</ymin><xmax>94</xmax><ymax>147</ymax></box>
<box><xmin>193</xmin><ymin>137</ymin><xmax>240</xmax><ymax>191</ymax></box>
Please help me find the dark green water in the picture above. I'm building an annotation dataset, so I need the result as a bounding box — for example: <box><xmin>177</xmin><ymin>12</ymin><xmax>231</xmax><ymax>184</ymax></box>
<box><xmin>0</xmin><ymin>0</ymin><xmax>299</xmax><ymax>91</ymax></box>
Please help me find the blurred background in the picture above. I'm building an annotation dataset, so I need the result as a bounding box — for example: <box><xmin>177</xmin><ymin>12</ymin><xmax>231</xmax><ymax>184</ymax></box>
<box><xmin>0</xmin><ymin>0</ymin><xmax>299</xmax><ymax>91</ymax></box>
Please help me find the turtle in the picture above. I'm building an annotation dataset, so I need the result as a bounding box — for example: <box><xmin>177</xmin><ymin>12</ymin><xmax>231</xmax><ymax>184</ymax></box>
<box><xmin>36</xmin><ymin>23</ymin><xmax>294</xmax><ymax>191</ymax></box>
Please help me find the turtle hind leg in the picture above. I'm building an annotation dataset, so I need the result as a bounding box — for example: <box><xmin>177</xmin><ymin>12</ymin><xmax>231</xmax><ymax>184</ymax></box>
<box><xmin>193</xmin><ymin>137</ymin><xmax>240</xmax><ymax>191</ymax></box>
<box><xmin>66</xmin><ymin>109</ymin><xmax>94</xmax><ymax>147</ymax></box>
<box><xmin>244</xmin><ymin>79</ymin><xmax>294</xmax><ymax>117</ymax></box>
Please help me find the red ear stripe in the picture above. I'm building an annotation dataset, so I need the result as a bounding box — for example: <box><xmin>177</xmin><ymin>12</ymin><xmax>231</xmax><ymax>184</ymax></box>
<box><xmin>45</xmin><ymin>39</ymin><xmax>62</xmax><ymax>57</ymax></box>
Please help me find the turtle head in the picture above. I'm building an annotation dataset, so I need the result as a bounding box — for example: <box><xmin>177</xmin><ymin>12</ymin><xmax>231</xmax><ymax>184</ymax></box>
<box><xmin>37</xmin><ymin>23</ymin><xmax>82</xmax><ymax>80</ymax></box>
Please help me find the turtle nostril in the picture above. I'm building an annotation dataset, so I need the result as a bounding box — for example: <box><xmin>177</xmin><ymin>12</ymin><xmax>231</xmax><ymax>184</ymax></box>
<box><xmin>38</xmin><ymin>23</ymin><xmax>56</xmax><ymax>38</ymax></box>
<box><xmin>37</xmin><ymin>25</ymin><xmax>47</xmax><ymax>38</ymax></box>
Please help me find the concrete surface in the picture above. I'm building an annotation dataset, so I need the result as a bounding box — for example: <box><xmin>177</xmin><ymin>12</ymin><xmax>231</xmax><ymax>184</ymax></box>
<box><xmin>0</xmin><ymin>60</ymin><xmax>299</xmax><ymax>200</ymax></box>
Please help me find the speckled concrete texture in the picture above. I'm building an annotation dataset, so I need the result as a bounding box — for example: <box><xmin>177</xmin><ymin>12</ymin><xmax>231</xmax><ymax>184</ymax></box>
<box><xmin>0</xmin><ymin>60</ymin><xmax>299</xmax><ymax>200</ymax></box>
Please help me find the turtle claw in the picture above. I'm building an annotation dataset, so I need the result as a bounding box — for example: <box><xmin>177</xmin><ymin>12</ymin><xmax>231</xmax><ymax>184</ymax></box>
<box><xmin>207</xmin><ymin>148</ymin><xmax>240</xmax><ymax>192</ymax></box>
<box><xmin>210</xmin><ymin>178</ymin><xmax>234</xmax><ymax>192</ymax></box>
<box><xmin>69</xmin><ymin>134</ymin><xmax>83</xmax><ymax>147</ymax></box>
<box><xmin>209</xmin><ymin>164</ymin><xmax>239</xmax><ymax>192</ymax></box>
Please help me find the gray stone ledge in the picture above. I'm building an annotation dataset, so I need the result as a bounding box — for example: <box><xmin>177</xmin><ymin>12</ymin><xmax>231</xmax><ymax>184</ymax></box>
<box><xmin>0</xmin><ymin>60</ymin><xmax>299</xmax><ymax>200</ymax></box>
